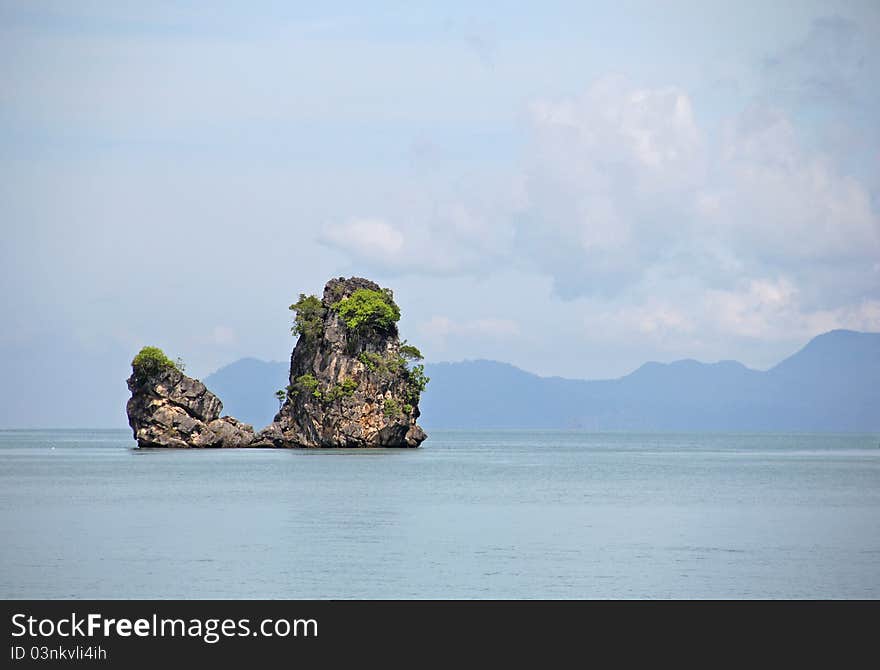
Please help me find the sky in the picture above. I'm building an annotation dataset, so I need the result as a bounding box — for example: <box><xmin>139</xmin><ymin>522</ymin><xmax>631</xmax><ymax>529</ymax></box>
<box><xmin>1</xmin><ymin>1</ymin><xmax>879</xmax><ymax>427</ymax></box>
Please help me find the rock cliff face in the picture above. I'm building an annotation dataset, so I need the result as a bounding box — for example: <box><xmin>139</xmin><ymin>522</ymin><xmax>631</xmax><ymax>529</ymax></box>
<box><xmin>260</xmin><ymin>277</ymin><xmax>427</xmax><ymax>447</ymax></box>
<box><xmin>125</xmin><ymin>276</ymin><xmax>428</xmax><ymax>448</ymax></box>
<box><xmin>126</xmin><ymin>367</ymin><xmax>257</xmax><ymax>448</ymax></box>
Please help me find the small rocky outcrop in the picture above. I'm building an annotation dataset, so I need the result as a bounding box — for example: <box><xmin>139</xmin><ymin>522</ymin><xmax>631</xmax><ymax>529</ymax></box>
<box><xmin>126</xmin><ymin>362</ymin><xmax>256</xmax><ymax>448</ymax></box>
<box><xmin>125</xmin><ymin>277</ymin><xmax>428</xmax><ymax>448</ymax></box>
<box><xmin>259</xmin><ymin>277</ymin><xmax>428</xmax><ymax>448</ymax></box>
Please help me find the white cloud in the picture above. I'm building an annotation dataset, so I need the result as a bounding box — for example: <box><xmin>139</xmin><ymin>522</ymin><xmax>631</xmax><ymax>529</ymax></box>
<box><xmin>520</xmin><ymin>79</ymin><xmax>879</xmax><ymax>296</ymax></box>
<box><xmin>577</xmin><ymin>276</ymin><xmax>880</xmax><ymax>371</ymax></box>
<box><xmin>319</xmin><ymin>191</ymin><xmax>516</xmax><ymax>277</ymax></box>
<box><xmin>704</xmin><ymin>277</ymin><xmax>798</xmax><ymax>339</ymax></box>
<box><xmin>704</xmin><ymin>279</ymin><xmax>880</xmax><ymax>340</ymax></box>
<box><xmin>419</xmin><ymin>315</ymin><xmax>520</xmax><ymax>345</ymax></box>
<box><xmin>321</xmin><ymin>75</ymin><xmax>879</xmax><ymax>350</ymax></box>
<box><xmin>511</xmin><ymin>77</ymin><xmax>709</xmax><ymax>297</ymax></box>
<box><xmin>515</xmin><ymin>82</ymin><xmax>880</xmax><ymax>352</ymax></box>
<box><xmin>321</xmin><ymin>218</ymin><xmax>405</xmax><ymax>263</ymax></box>
<box><xmin>596</xmin><ymin>302</ymin><xmax>697</xmax><ymax>337</ymax></box>
<box><xmin>528</xmin><ymin>77</ymin><xmax>704</xmax><ymax>189</ymax></box>
<box><xmin>701</xmin><ymin>106</ymin><xmax>880</xmax><ymax>268</ymax></box>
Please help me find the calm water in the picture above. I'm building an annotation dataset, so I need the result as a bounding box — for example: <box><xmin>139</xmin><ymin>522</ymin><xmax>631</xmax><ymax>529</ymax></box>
<box><xmin>1</xmin><ymin>429</ymin><xmax>879</xmax><ymax>599</ymax></box>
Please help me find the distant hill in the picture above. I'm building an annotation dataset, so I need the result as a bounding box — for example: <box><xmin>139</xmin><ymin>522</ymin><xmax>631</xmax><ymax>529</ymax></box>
<box><xmin>204</xmin><ymin>330</ymin><xmax>880</xmax><ymax>432</ymax></box>
<box><xmin>204</xmin><ymin>357</ymin><xmax>289</xmax><ymax>430</ymax></box>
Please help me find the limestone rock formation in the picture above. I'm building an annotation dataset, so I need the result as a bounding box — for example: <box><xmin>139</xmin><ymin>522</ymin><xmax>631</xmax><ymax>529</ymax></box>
<box><xmin>259</xmin><ymin>276</ymin><xmax>428</xmax><ymax>447</ymax></box>
<box><xmin>125</xmin><ymin>276</ymin><xmax>428</xmax><ymax>448</ymax></box>
<box><xmin>126</xmin><ymin>366</ymin><xmax>257</xmax><ymax>448</ymax></box>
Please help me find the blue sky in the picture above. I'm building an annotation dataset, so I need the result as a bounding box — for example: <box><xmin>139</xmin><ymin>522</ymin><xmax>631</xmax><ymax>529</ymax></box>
<box><xmin>1</xmin><ymin>1</ymin><xmax>879</xmax><ymax>426</ymax></box>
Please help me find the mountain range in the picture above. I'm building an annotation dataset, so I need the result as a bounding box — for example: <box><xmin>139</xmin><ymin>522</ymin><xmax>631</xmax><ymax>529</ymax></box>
<box><xmin>204</xmin><ymin>329</ymin><xmax>879</xmax><ymax>432</ymax></box>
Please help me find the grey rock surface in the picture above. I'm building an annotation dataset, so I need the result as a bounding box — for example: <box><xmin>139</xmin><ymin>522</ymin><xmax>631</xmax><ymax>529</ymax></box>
<box><xmin>126</xmin><ymin>276</ymin><xmax>427</xmax><ymax>448</ymax></box>
<box><xmin>260</xmin><ymin>276</ymin><xmax>427</xmax><ymax>447</ymax></box>
<box><xmin>126</xmin><ymin>368</ymin><xmax>257</xmax><ymax>448</ymax></box>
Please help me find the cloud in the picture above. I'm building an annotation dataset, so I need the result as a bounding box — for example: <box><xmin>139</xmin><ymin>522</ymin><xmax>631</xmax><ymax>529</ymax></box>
<box><xmin>761</xmin><ymin>16</ymin><xmax>875</xmax><ymax>107</ymax></box>
<box><xmin>515</xmin><ymin>77</ymin><xmax>706</xmax><ymax>297</ymax></box>
<box><xmin>322</xmin><ymin>70</ymin><xmax>879</xmax><ymax>350</ymax></box>
<box><xmin>598</xmin><ymin>277</ymin><xmax>880</xmax><ymax>344</ymax></box>
<box><xmin>319</xmin><ymin>195</ymin><xmax>515</xmax><ymax>277</ymax></box>
<box><xmin>705</xmin><ymin>277</ymin><xmax>799</xmax><ymax>339</ymax></box>
<box><xmin>596</xmin><ymin>301</ymin><xmax>697</xmax><ymax>337</ymax></box>
<box><xmin>520</xmin><ymin>78</ymin><xmax>879</xmax><ymax>294</ymax></box>
<box><xmin>697</xmin><ymin>106</ymin><xmax>879</xmax><ymax>301</ymax></box>
<box><xmin>321</xmin><ymin>218</ymin><xmax>405</xmax><ymax>264</ymax></box>
<box><xmin>756</xmin><ymin>15</ymin><xmax>880</xmax><ymax>192</ymax></box>
<box><xmin>419</xmin><ymin>315</ymin><xmax>520</xmax><ymax>345</ymax></box>
<box><xmin>702</xmin><ymin>277</ymin><xmax>880</xmax><ymax>342</ymax></box>
<box><xmin>517</xmin><ymin>82</ymin><xmax>880</xmax><ymax>356</ymax></box>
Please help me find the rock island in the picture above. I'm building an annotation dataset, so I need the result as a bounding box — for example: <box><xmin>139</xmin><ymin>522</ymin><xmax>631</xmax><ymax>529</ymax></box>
<box><xmin>126</xmin><ymin>276</ymin><xmax>428</xmax><ymax>448</ymax></box>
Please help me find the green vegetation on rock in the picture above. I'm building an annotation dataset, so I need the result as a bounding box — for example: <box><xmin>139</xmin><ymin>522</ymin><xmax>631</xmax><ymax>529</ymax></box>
<box><xmin>383</xmin><ymin>398</ymin><xmax>400</xmax><ymax>418</ymax></box>
<box><xmin>289</xmin><ymin>294</ymin><xmax>325</xmax><ymax>340</ymax></box>
<box><xmin>294</xmin><ymin>373</ymin><xmax>321</xmax><ymax>399</ymax></box>
<box><xmin>291</xmin><ymin>373</ymin><xmax>359</xmax><ymax>404</ymax></box>
<box><xmin>334</xmin><ymin>288</ymin><xmax>400</xmax><ymax>333</ymax></box>
<box><xmin>324</xmin><ymin>378</ymin><xmax>358</xmax><ymax>402</ymax></box>
<box><xmin>356</xmin><ymin>345</ymin><xmax>429</xmax><ymax>407</ymax></box>
<box><xmin>274</xmin><ymin>389</ymin><xmax>287</xmax><ymax>408</ymax></box>
<box><xmin>358</xmin><ymin>351</ymin><xmax>383</xmax><ymax>372</ymax></box>
<box><xmin>131</xmin><ymin>346</ymin><xmax>180</xmax><ymax>381</ymax></box>
<box><xmin>405</xmin><ymin>364</ymin><xmax>430</xmax><ymax>404</ymax></box>
<box><xmin>399</xmin><ymin>342</ymin><xmax>423</xmax><ymax>362</ymax></box>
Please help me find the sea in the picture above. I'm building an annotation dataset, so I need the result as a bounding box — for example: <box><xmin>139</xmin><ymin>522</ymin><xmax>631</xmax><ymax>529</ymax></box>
<box><xmin>1</xmin><ymin>429</ymin><xmax>878</xmax><ymax>599</ymax></box>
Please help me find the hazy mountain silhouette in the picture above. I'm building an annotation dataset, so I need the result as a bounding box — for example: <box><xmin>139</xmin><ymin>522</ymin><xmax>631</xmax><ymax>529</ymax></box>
<box><xmin>204</xmin><ymin>358</ymin><xmax>290</xmax><ymax>430</ymax></box>
<box><xmin>204</xmin><ymin>330</ymin><xmax>880</xmax><ymax>432</ymax></box>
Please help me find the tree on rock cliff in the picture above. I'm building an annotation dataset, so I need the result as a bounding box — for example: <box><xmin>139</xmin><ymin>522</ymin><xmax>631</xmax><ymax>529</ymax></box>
<box><xmin>274</xmin><ymin>389</ymin><xmax>287</xmax><ymax>409</ymax></box>
<box><xmin>334</xmin><ymin>288</ymin><xmax>401</xmax><ymax>333</ymax></box>
<box><xmin>289</xmin><ymin>293</ymin><xmax>325</xmax><ymax>340</ymax></box>
<box><xmin>264</xmin><ymin>276</ymin><xmax>428</xmax><ymax>448</ymax></box>
<box><xmin>130</xmin><ymin>346</ymin><xmax>180</xmax><ymax>383</ymax></box>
